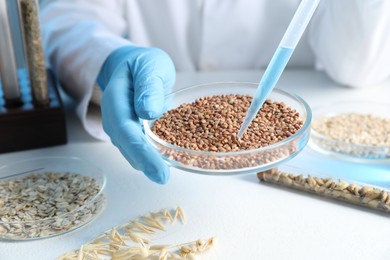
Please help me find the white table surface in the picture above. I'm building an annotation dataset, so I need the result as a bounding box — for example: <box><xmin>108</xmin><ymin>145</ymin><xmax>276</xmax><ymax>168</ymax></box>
<box><xmin>1</xmin><ymin>69</ymin><xmax>390</xmax><ymax>260</ymax></box>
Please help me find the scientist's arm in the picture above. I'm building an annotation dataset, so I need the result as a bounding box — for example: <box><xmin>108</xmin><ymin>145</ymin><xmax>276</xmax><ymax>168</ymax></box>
<box><xmin>40</xmin><ymin>1</ymin><xmax>175</xmax><ymax>184</ymax></box>
<box><xmin>40</xmin><ymin>0</ymin><xmax>129</xmax><ymax>101</ymax></box>
<box><xmin>308</xmin><ymin>0</ymin><xmax>390</xmax><ymax>87</ymax></box>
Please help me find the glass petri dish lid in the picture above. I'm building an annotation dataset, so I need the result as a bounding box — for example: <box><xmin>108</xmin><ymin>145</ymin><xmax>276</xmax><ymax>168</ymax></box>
<box><xmin>143</xmin><ymin>81</ymin><xmax>312</xmax><ymax>175</ymax></box>
<box><xmin>309</xmin><ymin>101</ymin><xmax>390</xmax><ymax>162</ymax></box>
<box><xmin>0</xmin><ymin>156</ymin><xmax>106</xmax><ymax>240</ymax></box>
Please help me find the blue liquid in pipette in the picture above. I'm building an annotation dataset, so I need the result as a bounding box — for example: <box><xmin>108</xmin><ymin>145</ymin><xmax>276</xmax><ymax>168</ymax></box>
<box><xmin>237</xmin><ymin>47</ymin><xmax>294</xmax><ymax>138</ymax></box>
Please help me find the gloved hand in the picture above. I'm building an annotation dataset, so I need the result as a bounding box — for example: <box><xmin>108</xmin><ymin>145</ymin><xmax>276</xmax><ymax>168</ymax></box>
<box><xmin>97</xmin><ymin>45</ymin><xmax>176</xmax><ymax>184</ymax></box>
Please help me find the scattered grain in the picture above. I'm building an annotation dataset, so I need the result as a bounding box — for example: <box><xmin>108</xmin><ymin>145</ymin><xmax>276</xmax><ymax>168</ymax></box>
<box><xmin>57</xmin><ymin>207</ymin><xmax>215</xmax><ymax>260</ymax></box>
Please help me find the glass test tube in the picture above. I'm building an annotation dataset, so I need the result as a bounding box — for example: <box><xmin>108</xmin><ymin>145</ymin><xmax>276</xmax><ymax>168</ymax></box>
<box><xmin>0</xmin><ymin>0</ymin><xmax>21</xmax><ymax>105</ymax></box>
<box><xmin>19</xmin><ymin>0</ymin><xmax>49</xmax><ymax>106</ymax></box>
<box><xmin>258</xmin><ymin>167</ymin><xmax>390</xmax><ymax>215</ymax></box>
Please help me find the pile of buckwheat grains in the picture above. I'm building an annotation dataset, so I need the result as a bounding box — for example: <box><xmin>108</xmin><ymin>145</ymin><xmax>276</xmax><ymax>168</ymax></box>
<box><xmin>0</xmin><ymin>172</ymin><xmax>105</xmax><ymax>240</ymax></box>
<box><xmin>152</xmin><ymin>94</ymin><xmax>303</xmax><ymax>152</ymax></box>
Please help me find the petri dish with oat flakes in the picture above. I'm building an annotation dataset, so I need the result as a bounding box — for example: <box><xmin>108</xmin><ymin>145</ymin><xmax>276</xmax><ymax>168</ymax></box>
<box><xmin>0</xmin><ymin>156</ymin><xmax>106</xmax><ymax>240</ymax></box>
<box><xmin>309</xmin><ymin>101</ymin><xmax>390</xmax><ymax>162</ymax></box>
<box><xmin>143</xmin><ymin>81</ymin><xmax>312</xmax><ymax>175</ymax></box>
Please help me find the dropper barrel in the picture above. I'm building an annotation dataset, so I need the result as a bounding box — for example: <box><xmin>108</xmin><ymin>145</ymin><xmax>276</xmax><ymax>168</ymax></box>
<box><xmin>280</xmin><ymin>0</ymin><xmax>321</xmax><ymax>49</ymax></box>
<box><xmin>237</xmin><ymin>0</ymin><xmax>321</xmax><ymax>139</ymax></box>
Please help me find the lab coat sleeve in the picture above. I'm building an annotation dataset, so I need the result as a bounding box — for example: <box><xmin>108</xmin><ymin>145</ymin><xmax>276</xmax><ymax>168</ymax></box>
<box><xmin>40</xmin><ymin>0</ymin><xmax>130</xmax><ymax>140</ymax></box>
<box><xmin>308</xmin><ymin>0</ymin><xmax>390</xmax><ymax>88</ymax></box>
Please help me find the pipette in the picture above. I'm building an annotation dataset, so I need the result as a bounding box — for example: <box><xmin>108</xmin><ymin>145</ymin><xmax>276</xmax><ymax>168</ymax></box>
<box><xmin>237</xmin><ymin>0</ymin><xmax>321</xmax><ymax>139</ymax></box>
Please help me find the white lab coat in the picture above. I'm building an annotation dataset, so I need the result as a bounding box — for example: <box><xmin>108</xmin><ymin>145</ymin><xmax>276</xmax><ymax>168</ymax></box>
<box><xmin>40</xmin><ymin>0</ymin><xmax>390</xmax><ymax>140</ymax></box>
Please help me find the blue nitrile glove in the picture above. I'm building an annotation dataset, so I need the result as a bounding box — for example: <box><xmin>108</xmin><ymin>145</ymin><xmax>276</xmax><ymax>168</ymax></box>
<box><xmin>97</xmin><ymin>45</ymin><xmax>176</xmax><ymax>184</ymax></box>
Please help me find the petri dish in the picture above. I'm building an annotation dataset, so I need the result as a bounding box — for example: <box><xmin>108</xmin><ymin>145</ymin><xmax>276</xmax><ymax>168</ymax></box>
<box><xmin>0</xmin><ymin>156</ymin><xmax>106</xmax><ymax>240</ymax></box>
<box><xmin>143</xmin><ymin>81</ymin><xmax>312</xmax><ymax>175</ymax></box>
<box><xmin>309</xmin><ymin>101</ymin><xmax>390</xmax><ymax>162</ymax></box>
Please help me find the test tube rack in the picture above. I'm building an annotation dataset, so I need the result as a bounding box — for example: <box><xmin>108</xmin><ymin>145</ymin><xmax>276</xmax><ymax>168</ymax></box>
<box><xmin>0</xmin><ymin>0</ymin><xmax>67</xmax><ymax>153</ymax></box>
<box><xmin>0</xmin><ymin>70</ymin><xmax>67</xmax><ymax>154</ymax></box>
